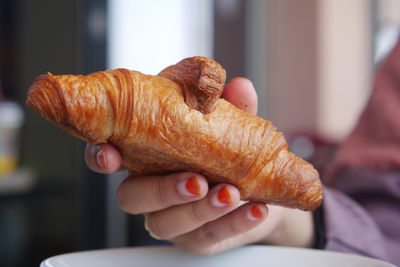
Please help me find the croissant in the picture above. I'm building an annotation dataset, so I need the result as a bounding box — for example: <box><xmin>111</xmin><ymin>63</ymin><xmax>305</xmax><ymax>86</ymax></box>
<box><xmin>26</xmin><ymin>56</ymin><xmax>322</xmax><ymax>211</ymax></box>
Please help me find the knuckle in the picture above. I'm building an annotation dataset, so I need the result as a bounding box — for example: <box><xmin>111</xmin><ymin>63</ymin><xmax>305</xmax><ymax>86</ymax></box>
<box><xmin>187</xmin><ymin>203</ymin><xmax>205</xmax><ymax>224</ymax></box>
<box><xmin>198</xmin><ymin>224</ymin><xmax>219</xmax><ymax>243</ymax></box>
<box><xmin>155</xmin><ymin>178</ymin><xmax>170</xmax><ymax>207</ymax></box>
<box><xmin>149</xmin><ymin>173</ymin><xmax>184</xmax><ymax>210</ymax></box>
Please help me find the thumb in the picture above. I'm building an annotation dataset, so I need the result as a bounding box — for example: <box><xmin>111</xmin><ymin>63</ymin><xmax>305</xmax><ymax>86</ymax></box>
<box><xmin>222</xmin><ymin>77</ymin><xmax>258</xmax><ymax>115</ymax></box>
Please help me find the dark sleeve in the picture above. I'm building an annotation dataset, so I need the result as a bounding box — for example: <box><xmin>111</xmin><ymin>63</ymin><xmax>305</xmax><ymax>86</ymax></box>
<box><xmin>316</xmin><ymin>167</ymin><xmax>400</xmax><ymax>265</ymax></box>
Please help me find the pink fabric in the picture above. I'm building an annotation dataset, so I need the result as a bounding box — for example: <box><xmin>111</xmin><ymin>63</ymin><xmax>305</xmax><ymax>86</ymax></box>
<box><xmin>327</xmin><ymin>38</ymin><xmax>400</xmax><ymax>184</ymax></box>
<box><xmin>320</xmin><ymin>38</ymin><xmax>400</xmax><ymax>265</ymax></box>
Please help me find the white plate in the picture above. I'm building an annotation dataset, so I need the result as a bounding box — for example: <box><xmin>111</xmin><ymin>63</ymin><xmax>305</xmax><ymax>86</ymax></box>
<box><xmin>40</xmin><ymin>245</ymin><xmax>395</xmax><ymax>267</ymax></box>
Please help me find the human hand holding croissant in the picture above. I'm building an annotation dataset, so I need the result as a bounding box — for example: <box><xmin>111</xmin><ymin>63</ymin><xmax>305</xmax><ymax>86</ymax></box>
<box><xmin>84</xmin><ymin>77</ymin><xmax>316</xmax><ymax>254</ymax></box>
<box><xmin>26</xmin><ymin>56</ymin><xmax>321</xmax><ymax>254</ymax></box>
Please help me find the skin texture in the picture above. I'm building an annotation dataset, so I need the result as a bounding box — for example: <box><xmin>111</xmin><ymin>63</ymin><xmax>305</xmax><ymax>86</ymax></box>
<box><xmin>85</xmin><ymin>77</ymin><xmax>316</xmax><ymax>255</ymax></box>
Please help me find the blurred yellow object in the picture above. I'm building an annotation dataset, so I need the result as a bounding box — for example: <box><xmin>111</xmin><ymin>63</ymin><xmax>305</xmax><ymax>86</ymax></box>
<box><xmin>0</xmin><ymin>101</ymin><xmax>24</xmax><ymax>176</ymax></box>
<box><xmin>0</xmin><ymin>155</ymin><xmax>17</xmax><ymax>175</ymax></box>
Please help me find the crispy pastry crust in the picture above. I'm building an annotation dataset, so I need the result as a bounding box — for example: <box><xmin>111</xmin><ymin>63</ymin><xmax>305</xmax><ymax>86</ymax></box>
<box><xmin>26</xmin><ymin>56</ymin><xmax>322</xmax><ymax>210</ymax></box>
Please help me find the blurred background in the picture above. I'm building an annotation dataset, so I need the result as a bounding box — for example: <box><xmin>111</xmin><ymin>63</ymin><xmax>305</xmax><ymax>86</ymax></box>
<box><xmin>0</xmin><ymin>0</ymin><xmax>399</xmax><ymax>266</ymax></box>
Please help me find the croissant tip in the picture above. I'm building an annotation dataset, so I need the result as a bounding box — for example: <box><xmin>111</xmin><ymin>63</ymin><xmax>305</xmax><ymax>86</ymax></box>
<box><xmin>26</xmin><ymin>74</ymin><xmax>65</xmax><ymax>126</ymax></box>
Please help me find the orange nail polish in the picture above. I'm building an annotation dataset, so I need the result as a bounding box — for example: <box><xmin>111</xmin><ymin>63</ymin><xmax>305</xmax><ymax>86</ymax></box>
<box><xmin>217</xmin><ymin>186</ymin><xmax>233</xmax><ymax>204</ymax></box>
<box><xmin>97</xmin><ymin>147</ymin><xmax>108</xmax><ymax>169</ymax></box>
<box><xmin>250</xmin><ymin>205</ymin><xmax>264</xmax><ymax>219</ymax></box>
<box><xmin>185</xmin><ymin>176</ymin><xmax>201</xmax><ymax>196</ymax></box>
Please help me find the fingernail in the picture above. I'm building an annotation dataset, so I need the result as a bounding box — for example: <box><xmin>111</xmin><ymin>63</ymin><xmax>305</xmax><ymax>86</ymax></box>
<box><xmin>144</xmin><ymin>219</ymin><xmax>160</xmax><ymax>240</ymax></box>
<box><xmin>149</xmin><ymin>230</ymin><xmax>160</xmax><ymax>240</ymax></box>
<box><xmin>178</xmin><ymin>176</ymin><xmax>201</xmax><ymax>197</ymax></box>
<box><xmin>247</xmin><ymin>204</ymin><xmax>265</xmax><ymax>221</ymax></box>
<box><xmin>96</xmin><ymin>146</ymin><xmax>108</xmax><ymax>169</ymax></box>
<box><xmin>212</xmin><ymin>186</ymin><xmax>233</xmax><ymax>207</ymax></box>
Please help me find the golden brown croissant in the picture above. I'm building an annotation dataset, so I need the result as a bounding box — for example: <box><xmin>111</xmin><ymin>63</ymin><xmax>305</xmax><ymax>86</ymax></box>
<box><xmin>26</xmin><ymin>56</ymin><xmax>322</xmax><ymax>211</ymax></box>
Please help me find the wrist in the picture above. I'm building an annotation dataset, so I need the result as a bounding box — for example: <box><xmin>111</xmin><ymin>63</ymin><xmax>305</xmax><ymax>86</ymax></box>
<box><xmin>261</xmin><ymin>207</ymin><xmax>316</xmax><ymax>248</ymax></box>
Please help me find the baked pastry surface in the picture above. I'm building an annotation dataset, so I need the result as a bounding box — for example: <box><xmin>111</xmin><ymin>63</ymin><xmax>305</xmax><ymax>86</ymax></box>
<box><xmin>26</xmin><ymin>56</ymin><xmax>322</xmax><ymax>211</ymax></box>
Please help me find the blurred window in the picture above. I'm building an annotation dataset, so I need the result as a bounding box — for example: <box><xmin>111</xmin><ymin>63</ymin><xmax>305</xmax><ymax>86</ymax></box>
<box><xmin>374</xmin><ymin>0</ymin><xmax>400</xmax><ymax>63</ymax></box>
<box><xmin>107</xmin><ymin>0</ymin><xmax>214</xmax><ymax>74</ymax></box>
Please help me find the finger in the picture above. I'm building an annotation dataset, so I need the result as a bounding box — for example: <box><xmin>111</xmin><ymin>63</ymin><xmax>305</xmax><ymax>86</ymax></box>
<box><xmin>118</xmin><ymin>172</ymin><xmax>208</xmax><ymax>214</ymax></box>
<box><xmin>144</xmin><ymin>184</ymin><xmax>240</xmax><ymax>240</ymax></box>
<box><xmin>222</xmin><ymin>77</ymin><xmax>258</xmax><ymax>115</ymax></box>
<box><xmin>171</xmin><ymin>202</ymin><xmax>268</xmax><ymax>255</ymax></box>
<box><xmin>85</xmin><ymin>143</ymin><xmax>123</xmax><ymax>174</ymax></box>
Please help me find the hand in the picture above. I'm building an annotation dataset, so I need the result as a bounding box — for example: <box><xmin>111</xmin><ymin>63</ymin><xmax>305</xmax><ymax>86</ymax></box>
<box><xmin>85</xmin><ymin>77</ymin><xmax>315</xmax><ymax>254</ymax></box>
